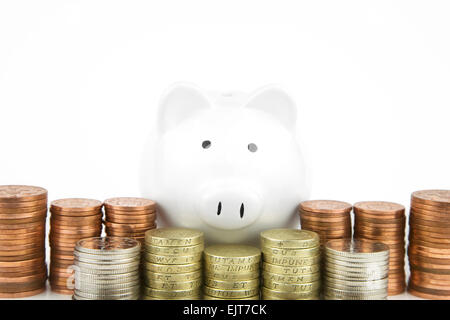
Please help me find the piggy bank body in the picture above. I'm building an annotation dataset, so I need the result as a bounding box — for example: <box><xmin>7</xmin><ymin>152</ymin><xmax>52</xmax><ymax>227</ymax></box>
<box><xmin>141</xmin><ymin>83</ymin><xmax>310</xmax><ymax>245</ymax></box>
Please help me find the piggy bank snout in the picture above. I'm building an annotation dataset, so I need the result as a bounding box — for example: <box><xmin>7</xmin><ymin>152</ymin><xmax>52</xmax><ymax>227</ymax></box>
<box><xmin>197</xmin><ymin>185</ymin><xmax>262</xmax><ymax>230</ymax></box>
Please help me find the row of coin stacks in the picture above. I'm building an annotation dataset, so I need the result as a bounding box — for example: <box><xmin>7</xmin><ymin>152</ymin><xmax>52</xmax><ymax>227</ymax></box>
<box><xmin>299</xmin><ymin>199</ymin><xmax>407</xmax><ymax>296</ymax></box>
<box><xmin>2</xmin><ymin>184</ymin><xmax>450</xmax><ymax>300</ymax></box>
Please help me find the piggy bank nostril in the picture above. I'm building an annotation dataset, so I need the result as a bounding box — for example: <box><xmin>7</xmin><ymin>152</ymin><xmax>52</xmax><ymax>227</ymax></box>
<box><xmin>240</xmin><ymin>203</ymin><xmax>244</xmax><ymax>219</ymax></box>
<box><xmin>217</xmin><ymin>202</ymin><xmax>222</xmax><ymax>215</ymax></box>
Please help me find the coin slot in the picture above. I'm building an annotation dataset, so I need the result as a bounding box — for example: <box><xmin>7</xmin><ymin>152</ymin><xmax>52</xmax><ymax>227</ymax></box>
<box><xmin>217</xmin><ymin>202</ymin><xmax>222</xmax><ymax>216</ymax></box>
<box><xmin>240</xmin><ymin>203</ymin><xmax>244</xmax><ymax>218</ymax></box>
<box><xmin>202</xmin><ymin>140</ymin><xmax>211</xmax><ymax>149</ymax></box>
<box><xmin>248</xmin><ymin>143</ymin><xmax>257</xmax><ymax>152</ymax></box>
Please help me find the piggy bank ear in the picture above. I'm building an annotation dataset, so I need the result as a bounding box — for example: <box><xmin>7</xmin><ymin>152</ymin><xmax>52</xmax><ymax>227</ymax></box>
<box><xmin>245</xmin><ymin>86</ymin><xmax>296</xmax><ymax>132</ymax></box>
<box><xmin>158</xmin><ymin>83</ymin><xmax>211</xmax><ymax>133</ymax></box>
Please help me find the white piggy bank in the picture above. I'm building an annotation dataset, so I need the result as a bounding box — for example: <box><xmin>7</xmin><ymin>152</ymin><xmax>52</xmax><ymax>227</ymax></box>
<box><xmin>140</xmin><ymin>83</ymin><xmax>310</xmax><ymax>245</ymax></box>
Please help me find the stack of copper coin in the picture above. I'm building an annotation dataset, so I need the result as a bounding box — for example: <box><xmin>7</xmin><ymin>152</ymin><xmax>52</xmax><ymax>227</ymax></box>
<box><xmin>408</xmin><ymin>190</ymin><xmax>450</xmax><ymax>299</ymax></box>
<box><xmin>104</xmin><ymin>197</ymin><xmax>157</xmax><ymax>245</ymax></box>
<box><xmin>49</xmin><ymin>198</ymin><xmax>103</xmax><ymax>295</ymax></box>
<box><xmin>353</xmin><ymin>201</ymin><xmax>406</xmax><ymax>295</ymax></box>
<box><xmin>0</xmin><ymin>185</ymin><xmax>48</xmax><ymax>298</ymax></box>
<box><xmin>299</xmin><ymin>200</ymin><xmax>352</xmax><ymax>245</ymax></box>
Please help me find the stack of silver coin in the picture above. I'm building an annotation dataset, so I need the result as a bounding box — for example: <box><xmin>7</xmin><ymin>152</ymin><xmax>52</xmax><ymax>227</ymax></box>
<box><xmin>73</xmin><ymin>237</ymin><xmax>141</xmax><ymax>300</ymax></box>
<box><xmin>324</xmin><ymin>239</ymin><xmax>389</xmax><ymax>300</ymax></box>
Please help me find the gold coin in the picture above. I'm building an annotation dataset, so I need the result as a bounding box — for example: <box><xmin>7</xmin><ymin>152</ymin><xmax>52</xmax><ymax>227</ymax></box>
<box><xmin>145</xmin><ymin>270</ymin><xmax>202</xmax><ymax>282</ymax></box>
<box><xmin>143</xmin><ymin>295</ymin><xmax>202</xmax><ymax>300</ymax></box>
<box><xmin>145</xmin><ymin>228</ymin><xmax>203</xmax><ymax>247</ymax></box>
<box><xmin>204</xmin><ymin>277</ymin><xmax>259</xmax><ymax>290</ymax></box>
<box><xmin>263</xmin><ymin>279</ymin><xmax>320</xmax><ymax>292</ymax></box>
<box><xmin>203</xmin><ymin>286</ymin><xmax>259</xmax><ymax>298</ymax></box>
<box><xmin>143</xmin><ymin>286</ymin><xmax>201</xmax><ymax>298</ymax></box>
<box><xmin>144</xmin><ymin>261</ymin><xmax>201</xmax><ymax>274</ymax></box>
<box><xmin>263</xmin><ymin>254</ymin><xmax>320</xmax><ymax>267</ymax></box>
<box><xmin>144</xmin><ymin>278</ymin><xmax>202</xmax><ymax>290</ymax></box>
<box><xmin>203</xmin><ymin>294</ymin><xmax>259</xmax><ymax>300</ymax></box>
<box><xmin>204</xmin><ymin>270</ymin><xmax>259</xmax><ymax>281</ymax></box>
<box><xmin>262</xmin><ymin>271</ymin><xmax>320</xmax><ymax>283</ymax></box>
<box><xmin>204</xmin><ymin>244</ymin><xmax>261</xmax><ymax>265</ymax></box>
<box><xmin>262</xmin><ymin>246</ymin><xmax>319</xmax><ymax>257</ymax></box>
<box><xmin>262</xmin><ymin>262</ymin><xmax>320</xmax><ymax>275</ymax></box>
<box><xmin>261</xmin><ymin>286</ymin><xmax>319</xmax><ymax>300</ymax></box>
<box><xmin>204</xmin><ymin>262</ymin><xmax>259</xmax><ymax>273</ymax></box>
<box><xmin>144</xmin><ymin>252</ymin><xmax>202</xmax><ymax>264</ymax></box>
<box><xmin>260</xmin><ymin>229</ymin><xmax>319</xmax><ymax>249</ymax></box>
<box><xmin>146</xmin><ymin>243</ymin><xmax>204</xmax><ymax>255</ymax></box>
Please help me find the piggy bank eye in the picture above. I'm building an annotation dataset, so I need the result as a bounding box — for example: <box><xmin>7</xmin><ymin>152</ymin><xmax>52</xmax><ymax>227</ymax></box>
<box><xmin>202</xmin><ymin>140</ymin><xmax>211</xmax><ymax>149</ymax></box>
<box><xmin>248</xmin><ymin>143</ymin><xmax>258</xmax><ymax>152</ymax></box>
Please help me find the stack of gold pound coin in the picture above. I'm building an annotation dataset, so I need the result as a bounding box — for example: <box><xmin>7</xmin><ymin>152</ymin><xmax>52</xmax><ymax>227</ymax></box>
<box><xmin>104</xmin><ymin>197</ymin><xmax>157</xmax><ymax>245</ymax></box>
<box><xmin>299</xmin><ymin>200</ymin><xmax>352</xmax><ymax>245</ymax></box>
<box><xmin>0</xmin><ymin>185</ymin><xmax>48</xmax><ymax>298</ymax></box>
<box><xmin>203</xmin><ymin>244</ymin><xmax>261</xmax><ymax>300</ymax></box>
<box><xmin>324</xmin><ymin>239</ymin><xmax>389</xmax><ymax>300</ymax></box>
<box><xmin>408</xmin><ymin>190</ymin><xmax>450</xmax><ymax>299</ymax></box>
<box><xmin>353</xmin><ymin>201</ymin><xmax>406</xmax><ymax>295</ymax></box>
<box><xmin>143</xmin><ymin>228</ymin><xmax>203</xmax><ymax>300</ymax></box>
<box><xmin>49</xmin><ymin>198</ymin><xmax>103</xmax><ymax>294</ymax></box>
<box><xmin>73</xmin><ymin>237</ymin><xmax>141</xmax><ymax>300</ymax></box>
<box><xmin>260</xmin><ymin>228</ymin><xmax>321</xmax><ymax>300</ymax></box>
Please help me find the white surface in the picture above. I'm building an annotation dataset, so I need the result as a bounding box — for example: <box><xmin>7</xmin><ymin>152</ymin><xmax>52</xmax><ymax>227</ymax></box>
<box><xmin>0</xmin><ymin>0</ymin><xmax>449</xmax><ymax>300</ymax></box>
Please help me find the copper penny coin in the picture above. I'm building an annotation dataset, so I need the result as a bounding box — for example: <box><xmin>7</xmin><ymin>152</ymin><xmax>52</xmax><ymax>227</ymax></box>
<box><xmin>104</xmin><ymin>197</ymin><xmax>156</xmax><ymax>211</ymax></box>
<box><xmin>299</xmin><ymin>200</ymin><xmax>352</xmax><ymax>214</ymax></box>
<box><xmin>0</xmin><ymin>186</ymin><xmax>47</xmax><ymax>203</ymax></box>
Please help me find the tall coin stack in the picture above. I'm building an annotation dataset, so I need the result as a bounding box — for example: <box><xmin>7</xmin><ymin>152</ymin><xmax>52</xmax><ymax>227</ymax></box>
<box><xmin>353</xmin><ymin>201</ymin><xmax>406</xmax><ymax>295</ymax></box>
<box><xmin>143</xmin><ymin>228</ymin><xmax>203</xmax><ymax>300</ymax></box>
<box><xmin>324</xmin><ymin>239</ymin><xmax>389</xmax><ymax>300</ymax></box>
<box><xmin>299</xmin><ymin>200</ymin><xmax>352</xmax><ymax>245</ymax></box>
<box><xmin>203</xmin><ymin>245</ymin><xmax>261</xmax><ymax>300</ymax></box>
<box><xmin>49</xmin><ymin>198</ymin><xmax>103</xmax><ymax>294</ymax></box>
<box><xmin>104</xmin><ymin>197</ymin><xmax>157</xmax><ymax>245</ymax></box>
<box><xmin>0</xmin><ymin>185</ymin><xmax>48</xmax><ymax>298</ymax></box>
<box><xmin>73</xmin><ymin>237</ymin><xmax>141</xmax><ymax>300</ymax></box>
<box><xmin>260</xmin><ymin>229</ymin><xmax>321</xmax><ymax>300</ymax></box>
<box><xmin>408</xmin><ymin>190</ymin><xmax>450</xmax><ymax>299</ymax></box>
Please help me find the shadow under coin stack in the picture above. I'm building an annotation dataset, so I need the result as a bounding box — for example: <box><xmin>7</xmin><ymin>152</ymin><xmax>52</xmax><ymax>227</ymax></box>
<box><xmin>353</xmin><ymin>201</ymin><xmax>406</xmax><ymax>295</ymax></box>
<box><xmin>408</xmin><ymin>189</ymin><xmax>450</xmax><ymax>299</ymax></box>
<box><xmin>0</xmin><ymin>185</ymin><xmax>48</xmax><ymax>298</ymax></box>
<box><xmin>203</xmin><ymin>245</ymin><xmax>261</xmax><ymax>300</ymax></box>
<box><xmin>299</xmin><ymin>200</ymin><xmax>352</xmax><ymax>245</ymax></box>
<box><xmin>324</xmin><ymin>239</ymin><xmax>389</xmax><ymax>300</ymax></box>
<box><xmin>260</xmin><ymin>228</ymin><xmax>321</xmax><ymax>300</ymax></box>
<box><xmin>49</xmin><ymin>198</ymin><xmax>103</xmax><ymax>294</ymax></box>
<box><xmin>143</xmin><ymin>228</ymin><xmax>203</xmax><ymax>300</ymax></box>
<box><xmin>104</xmin><ymin>197</ymin><xmax>157</xmax><ymax>246</ymax></box>
<box><xmin>73</xmin><ymin>237</ymin><xmax>141</xmax><ymax>300</ymax></box>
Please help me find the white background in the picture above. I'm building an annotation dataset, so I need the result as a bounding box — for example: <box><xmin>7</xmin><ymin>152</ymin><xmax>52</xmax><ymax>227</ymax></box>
<box><xmin>0</xmin><ymin>0</ymin><xmax>449</xmax><ymax>300</ymax></box>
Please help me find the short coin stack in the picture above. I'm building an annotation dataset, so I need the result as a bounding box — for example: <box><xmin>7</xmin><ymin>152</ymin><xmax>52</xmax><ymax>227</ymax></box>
<box><xmin>353</xmin><ymin>201</ymin><xmax>406</xmax><ymax>295</ymax></box>
<box><xmin>408</xmin><ymin>190</ymin><xmax>450</xmax><ymax>299</ymax></box>
<box><xmin>49</xmin><ymin>198</ymin><xmax>103</xmax><ymax>294</ymax></box>
<box><xmin>299</xmin><ymin>200</ymin><xmax>352</xmax><ymax>245</ymax></box>
<box><xmin>203</xmin><ymin>245</ymin><xmax>261</xmax><ymax>300</ymax></box>
<box><xmin>104</xmin><ymin>197</ymin><xmax>157</xmax><ymax>245</ymax></box>
<box><xmin>260</xmin><ymin>228</ymin><xmax>321</xmax><ymax>300</ymax></box>
<box><xmin>143</xmin><ymin>228</ymin><xmax>203</xmax><ymax>300</ymax></box>
<box><xmin>324</xmin><ymin>239</ymin><xmax>389</xmax><ymax>300</ymax></box>
<box><xmin>0</xmin><ymin>185</ymin><xmax>48</xmax><ymax>298</ymax></box>
<box><xmin>73</xmin><ymin>237</ymin><xmax>141</xmax><ymax>300</ymax></box>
